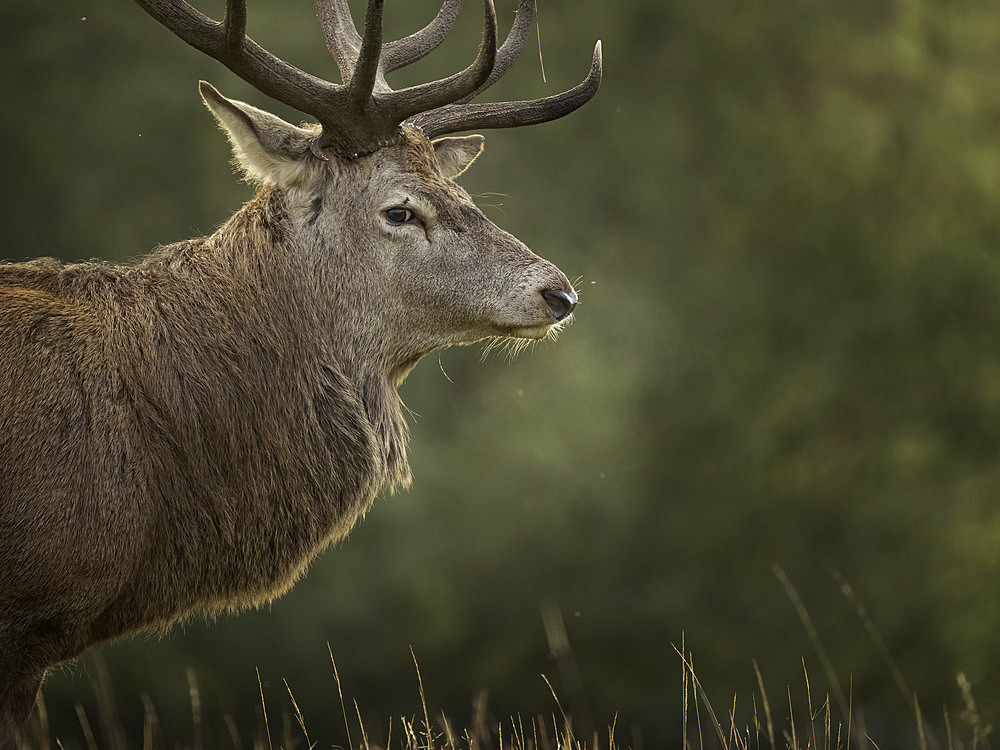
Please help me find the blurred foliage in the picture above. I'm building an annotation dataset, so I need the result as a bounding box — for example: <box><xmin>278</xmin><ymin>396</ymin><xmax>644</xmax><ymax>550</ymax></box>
<box><xmin>3</xmin><ymin>0</ymin><xmax>1000</xmax><ymax>747</ymax></box>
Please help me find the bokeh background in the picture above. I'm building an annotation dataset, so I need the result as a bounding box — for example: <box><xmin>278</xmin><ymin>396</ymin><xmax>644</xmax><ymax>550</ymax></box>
<box><xmin>4</xmin><ymin>0</ymin><xmax>1000</xmax><ymax>747</ymax></box>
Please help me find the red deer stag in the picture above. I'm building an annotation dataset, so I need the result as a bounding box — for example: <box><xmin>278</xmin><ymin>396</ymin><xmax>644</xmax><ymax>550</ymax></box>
<box><xmin>0</xmin><ymin>0</ymin><xmax>600</xmax><ymax>742</ymax></box>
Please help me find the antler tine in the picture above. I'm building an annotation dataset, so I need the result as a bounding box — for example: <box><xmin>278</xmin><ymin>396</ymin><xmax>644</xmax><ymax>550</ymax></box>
<box><xmin>406</xmin><ymin>40</ymin><xmax>602</xmax><ymax>138</ymax></box>
<box><xmin>222</xmin><ymin>0</ymin><xmax>247</xmax><ymax>55</ymax></box>
<box><xmin>134</xmin><ymin>0</ymin><xmax>342</xmax><ymax>119</ymax></box>
<box><xmin>385</xmin><ymin>0</ymin><xmax>498</xmax><ymax>123</ymax></box>
<box><xmin>347</xmin><ymin>0</ymin><xmax>385</xmax><ymax>105</ymax></box>
<box><xmin>381</xmin><ymin>0</ymin><xmax>462</xmax><ymax>73</ymax></box>
<box><xmin>314</xmin><ymin>0</ymin><xmax>363</xmax><ymax>84</ymax></box>
<box><xmin>135</xmin><ymin>0</ymin><xmax>232</xmax><ymax>56</ymax></box>
<box><xmin>452</xmin><ymin>0</ymin><xmax>533</xmax><ymax>105</ymax></box>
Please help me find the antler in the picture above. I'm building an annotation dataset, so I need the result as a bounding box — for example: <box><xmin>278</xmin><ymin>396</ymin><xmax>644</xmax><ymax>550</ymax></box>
<box><xmin>406</xmin><ymin>40</ymin><xmax>603</xmax><ymax>138</ymax></box>
<box><xmin>133</xmin><ymin>0</ymin><xmax>602</xmax><ymax>157</ymax></box>
<box><xmin>318</xmin><ymin>0</ymin><xmax>463</xmax><ymax>83</ymax></box>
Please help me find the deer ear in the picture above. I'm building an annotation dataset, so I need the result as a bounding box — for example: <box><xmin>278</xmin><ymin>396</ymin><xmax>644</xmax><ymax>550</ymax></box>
<box><xmin>432</xmin><ymin>135</ymin><xmax>485</xmax><ymax>179</ymax></box>
<box><xmin>199</xmin><ymin>81</ymin><xmax>319</xmax><ymax>188</ymax></box>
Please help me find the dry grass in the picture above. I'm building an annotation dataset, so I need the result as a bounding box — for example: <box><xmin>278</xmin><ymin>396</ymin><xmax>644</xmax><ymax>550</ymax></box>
<box><xmin>18</xmin><ymin>572</ymin><xmax>995</xmax><ymax>750</ymax></box>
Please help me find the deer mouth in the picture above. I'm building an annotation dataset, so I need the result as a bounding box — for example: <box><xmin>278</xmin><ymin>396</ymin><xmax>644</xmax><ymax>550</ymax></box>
<box><xmin>506</xmin><ymin>324</ymin><xmax>551</xmax><ymax>339</ymax></box>
<box><xmin>497</xmin><ymin>289</ymin><xmax>578</xmax><ymax>339</ymax></box>
<box><xmin>498</xmin><ymin>315</ymin><xmax>573</xmax><ymax>340</ymax></box>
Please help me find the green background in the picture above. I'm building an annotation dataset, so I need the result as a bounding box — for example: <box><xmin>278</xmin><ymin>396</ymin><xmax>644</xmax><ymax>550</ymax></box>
<box><xmin>3</xmin><ymin>0</ymin><xmax>999</xmax><ymax>747</ymax></box>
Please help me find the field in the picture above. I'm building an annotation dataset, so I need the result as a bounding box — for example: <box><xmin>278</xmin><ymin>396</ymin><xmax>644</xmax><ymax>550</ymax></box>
<box><xmin>18</xmin><ymin>569</ymin><xmax>994</xmax><ymax>750</ymax></box>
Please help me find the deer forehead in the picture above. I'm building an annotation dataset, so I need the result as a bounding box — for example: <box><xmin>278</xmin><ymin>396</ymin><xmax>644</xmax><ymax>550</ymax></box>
<box><xmin>344</xmin><ymin>129</ymin><xmax>481</xmax><ymax>220</ymax></box>
<box><xmin>373</xmin><ymin>128</ymin><xmax>462</xmax><ymax>190</ymax></box>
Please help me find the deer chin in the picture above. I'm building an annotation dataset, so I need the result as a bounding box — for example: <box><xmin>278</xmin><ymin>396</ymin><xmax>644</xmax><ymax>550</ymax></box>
<box><xmin>507</xmin><ymin>324</ymin><xmax>555</xmax><ymax>340</ymax></box>
<box><xmin>495</xmin><ymin>318</ymin><xmax>568</xmax><ymax>340</ymax></box>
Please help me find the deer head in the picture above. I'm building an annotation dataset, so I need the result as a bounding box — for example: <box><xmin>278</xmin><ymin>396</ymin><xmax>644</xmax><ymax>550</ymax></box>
<box><xmin>135</xmin><ymin>0</ymin><xmax>601</xmax><ymax>380</ymax></box>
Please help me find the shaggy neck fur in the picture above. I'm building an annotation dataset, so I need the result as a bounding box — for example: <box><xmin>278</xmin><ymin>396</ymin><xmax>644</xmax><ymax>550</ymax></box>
<box><xmin>139</xmin><ymin>186</ymin><xmax>412</xmax><ymax>495</ymax></box>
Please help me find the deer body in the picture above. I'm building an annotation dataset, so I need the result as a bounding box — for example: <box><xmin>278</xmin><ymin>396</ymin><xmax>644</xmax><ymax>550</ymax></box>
<box><xmin>0</xmin><ymin>0</ymin><xmax>600</xmax><ymax>743</ymax></box>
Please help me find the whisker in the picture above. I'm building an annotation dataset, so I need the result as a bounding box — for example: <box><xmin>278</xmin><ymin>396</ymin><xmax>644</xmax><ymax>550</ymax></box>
<box><xmin>437</xmin><ymin>354</ymin><xmax>454</xmax><ymax>384</ymax></box>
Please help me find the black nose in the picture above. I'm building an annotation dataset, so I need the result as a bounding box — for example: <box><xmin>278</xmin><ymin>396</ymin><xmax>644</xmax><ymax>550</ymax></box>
<box><xmin>541</xmin><ymin>289</ymin><xmax>578</xmax><ymax>321</ymax></box>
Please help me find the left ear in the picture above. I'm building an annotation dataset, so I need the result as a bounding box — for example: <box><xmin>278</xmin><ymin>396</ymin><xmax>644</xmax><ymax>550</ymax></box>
<box><xmin>200</xmin><ymin>81</ymin><xmax>319</xmax><ymax>188</ymax></box>
<box><xmin>432</xmin><ymin>135</ymin><xmax>485</xmax><ymax>179</ymax></box>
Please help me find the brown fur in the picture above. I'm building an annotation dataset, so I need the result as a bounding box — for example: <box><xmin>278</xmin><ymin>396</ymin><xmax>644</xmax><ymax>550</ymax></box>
<box><xmin>0</xmin><ymin>110</ymin><xmax>575</xmax><ymax>744</ymax></box>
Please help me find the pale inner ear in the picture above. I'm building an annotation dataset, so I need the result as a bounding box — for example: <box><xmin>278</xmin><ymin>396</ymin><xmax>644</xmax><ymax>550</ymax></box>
<box><xmin>432</xmin><ymin>135</ymin><xmax>486</xmax><ymax>179</ymax></box>
<box><xmin>200</xmin><ymin>81</ymin><xmax>320</xmax><ymax>188</ymax></box>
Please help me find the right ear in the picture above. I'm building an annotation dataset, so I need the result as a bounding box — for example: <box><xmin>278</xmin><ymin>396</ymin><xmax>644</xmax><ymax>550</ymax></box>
<box><xmin>199</xmin><ymin>81</ymin><xmax>320</xmax><ymax>188</ymax></box>
<box><xmin>432</xmin><ymin>135</ymin><xmax>485</xmax><ymax>179</ymax></box>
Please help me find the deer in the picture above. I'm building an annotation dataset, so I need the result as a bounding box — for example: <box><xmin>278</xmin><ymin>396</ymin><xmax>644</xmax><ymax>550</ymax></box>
<box><xmin>0</xmin><ymin>0</ymin><xmax>600</xmax><ymax>743</ymax></box>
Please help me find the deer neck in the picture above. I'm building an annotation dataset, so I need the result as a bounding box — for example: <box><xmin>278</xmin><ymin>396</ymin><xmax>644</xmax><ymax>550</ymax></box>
<box><xmin>135</xmin><ymin>188</ymin><xmax>411</xmax><ymax>495</ymax></box>
<box><xmin>232</xmin><ymin>187</ymin><xmax>413</xmax><ymax>491</ymax></box>
<box><xmin>233</xmin><ymin>187</ymin><xmax>412</xmax><ymax>491</ymax></box>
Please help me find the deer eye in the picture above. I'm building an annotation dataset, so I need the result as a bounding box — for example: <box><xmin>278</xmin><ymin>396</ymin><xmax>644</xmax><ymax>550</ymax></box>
<box><xmin>385</xmin><ymin>207</ymin><xmax>416</xmax><ymax>225</ymax></box>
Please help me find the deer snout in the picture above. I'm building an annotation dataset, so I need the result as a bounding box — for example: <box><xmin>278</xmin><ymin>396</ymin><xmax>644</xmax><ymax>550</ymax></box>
<box><xmin>541</xmin><ymin>288</ymin><xmax>578</xmax><ymax>321</ymax></box>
